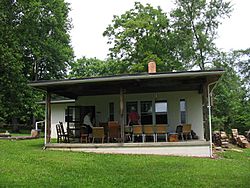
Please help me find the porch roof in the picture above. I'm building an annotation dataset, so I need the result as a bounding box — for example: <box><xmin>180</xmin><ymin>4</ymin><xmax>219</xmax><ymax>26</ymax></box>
<box><xmin>29</xmin><ymin>69</ymin><xmax>224</xmax><ymax>99</ymax></box>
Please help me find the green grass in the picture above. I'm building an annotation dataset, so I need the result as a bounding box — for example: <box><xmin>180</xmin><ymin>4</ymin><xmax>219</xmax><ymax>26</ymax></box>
<box><xmin>0</xmin><ymin>139</ymin><xmax>249</xmax><ymax>188</ymax></box>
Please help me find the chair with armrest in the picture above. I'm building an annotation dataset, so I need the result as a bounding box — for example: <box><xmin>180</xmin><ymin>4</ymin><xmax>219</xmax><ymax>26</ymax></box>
<box><xmin>132</xmin><ymin>125</ymin><xmax>144</xmax><ymax>142</ymax></box>
<box><xmin>182</xmin><ymin>124</ymin><xmax>192</xmax><ymax>141</ymax></box>
<box><xmin>176</xmin><ymin>125</ymin><xmax>183</xmax><ymax>140</ymax></box>
<box><xmin>108</xmin><ymin>121</ymin><xmax>120</xmax><ymax>142</ymax></box>
<box><xmin>56</xmin><ymin>123</ymin><xmax>63</xmax><ymax>143</ymax></box>
<box><xmin>56</xmin><ymin>122</ymin><xmax>69</xmax><ymax>143</ymax></box>
<box><xmin>143</xmin><ymin>125</ymin><xmax>155</xmax><ymax>142</ymax></box>
<box><xmin>92</xmin><ymin>127</ymin><xmax>105</xmax><ymax>143</ymax></box>
<box><xmin>124</xmin><ymin>125</ymin><xmax>132</xmax><ymax>142</ymax></box>
<box><xmin>155</xmin><ymin>124</ymin><xmax>168</xmax><ymax>142</ymax></box>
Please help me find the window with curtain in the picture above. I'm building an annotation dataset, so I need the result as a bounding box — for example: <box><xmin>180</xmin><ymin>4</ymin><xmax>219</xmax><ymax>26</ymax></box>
<box><xmin>155</xmin><ymin>101</ymin><xmax>168</xmax><ymax>124</ymax></box>
<box><xmin>180</xmin><ymin>99</ymin><xmax>186</xmax><ymax>124</ymax></box>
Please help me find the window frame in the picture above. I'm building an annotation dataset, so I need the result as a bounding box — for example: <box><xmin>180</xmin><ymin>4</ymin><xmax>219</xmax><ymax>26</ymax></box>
<box><xmin>180</xmin><ymin>99</ymin><xmax>187</xmax><ymax>124</ymax></box>
<box><xmin>155</xmin><ymin>100</ymin><xmax>168</xmax><ymax>124</ymax></box>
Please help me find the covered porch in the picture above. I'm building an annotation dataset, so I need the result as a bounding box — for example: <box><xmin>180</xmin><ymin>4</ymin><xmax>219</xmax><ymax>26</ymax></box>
<box><xmin>30</xmin><ymin>69</ymin><xmax>223</xmax><ymax>157</ymax></box>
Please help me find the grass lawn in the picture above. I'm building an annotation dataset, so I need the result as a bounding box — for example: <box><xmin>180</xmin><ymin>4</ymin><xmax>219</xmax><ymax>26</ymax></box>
<box><xmin>0</xmin><ymin>139</ymin><xmax>249</xmax><ymax>188</ymax></box>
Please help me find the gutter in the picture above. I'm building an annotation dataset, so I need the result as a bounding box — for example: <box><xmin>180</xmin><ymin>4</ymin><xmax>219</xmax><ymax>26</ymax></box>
<box><xmin>207</xmin><ymin>80</ymin><xmax>220</xmax><ymax>158</ymax></box>
<box><xmin>37</xmin><ymin>99</ymin><xmax>75</xmax><ymax>104</ymax></box>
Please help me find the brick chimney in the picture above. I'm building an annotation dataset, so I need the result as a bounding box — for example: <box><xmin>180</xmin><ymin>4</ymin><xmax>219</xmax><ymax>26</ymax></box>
<box><xmin>148</xmin><ymin>61</ymin><xmax>156</xmax><ymax>73</ymax></box>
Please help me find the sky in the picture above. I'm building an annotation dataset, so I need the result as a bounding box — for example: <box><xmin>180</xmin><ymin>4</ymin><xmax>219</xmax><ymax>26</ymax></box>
<box><xmin>65</xmin><ymin>0</ymin><xmax>250</xmax><ymax>60</ymax></box>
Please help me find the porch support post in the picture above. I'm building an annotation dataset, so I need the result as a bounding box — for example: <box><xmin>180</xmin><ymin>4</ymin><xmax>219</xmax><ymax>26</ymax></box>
<box><xmin>120</xmin><ymin>88</ymin><xmax>125</xmax><ymax>142</ymax></box>
<box><xmin>45</xmin><ymin>91</ymin><xmax>51</xmax><ymax>145</ymax></box>
<box><xmin>202</xmin><ymin>83</ymin><xmax>209</xmax><ymax>140</ymax></box>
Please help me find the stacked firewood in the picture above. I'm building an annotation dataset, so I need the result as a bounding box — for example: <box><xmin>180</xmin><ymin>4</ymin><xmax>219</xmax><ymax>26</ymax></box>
<box><xmin>232</xmin><ymin>129</ymin><xmax>249</xmax><ymax>148</ymax></box>
<box><xmin>212</xmin><ymin>131</ymin><xmax>229</xmax><ymax>148</ymax></box>
<box><xmin>245</xmin><ymin>130</ymin><xmax>250</xmax><ymax>142</ymax></box>
<box><xmin>220</xmin><ymin>131</ymin><xmax>229</xmax><ymax>147</ymax></box>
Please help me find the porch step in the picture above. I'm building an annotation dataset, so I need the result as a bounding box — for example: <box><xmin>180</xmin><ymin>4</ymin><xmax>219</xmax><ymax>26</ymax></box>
<box><xmin>46</xmin><ymin>141</ymin><xmax>210</xmax><ymax>149</ymax></box>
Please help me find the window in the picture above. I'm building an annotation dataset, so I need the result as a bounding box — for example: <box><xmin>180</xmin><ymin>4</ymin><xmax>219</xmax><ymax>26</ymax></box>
<box><xmin>180</xmin><ymin>99</ymin><xmax>186</xmax><ymax>124</ymax></box>
<box><xmin>140</xmin><ymin>101</ymin><xmax>152</xmax><ymax>124</ymax></box>
<box><xmin>65</xmin><ymin>108</ymin><xmax>73</xmax><ymax>122</ymax></box>
<box><xmin>126</xmin><ymin>102</ymin><xmax>138</xmax><ymax>124</ymax></box>
<box><xmin>155</xmin><ymin>101</ymin><xmax>168</xmax><ymax>124</ymax></box>
<box><xmin>109</xmin><ymin>102</ymin><xmax>114</xmax><ymax>121</ymax></box>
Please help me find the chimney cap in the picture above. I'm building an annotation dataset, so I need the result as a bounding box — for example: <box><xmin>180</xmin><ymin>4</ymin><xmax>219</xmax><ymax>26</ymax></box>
<box><xmin>148</xmin><ymin>61</ymin><xmax>156</xmax><ymax>74</ymax></box>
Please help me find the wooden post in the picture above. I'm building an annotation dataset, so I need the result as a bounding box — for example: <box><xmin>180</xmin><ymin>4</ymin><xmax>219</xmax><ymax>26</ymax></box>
<box><xmin>120</xmin><ymin>88</ymin><xmax>125</xmax><ymax>142</ymax></box>
<box><xmin>202</xmin><ymin>83</ymin><xmax>209</xmax><ymax>141</ymax></box>
<box><xmin>45</xmin><ymin>92</ymin><xmax>51</xmax><ymax>144</ymax></box>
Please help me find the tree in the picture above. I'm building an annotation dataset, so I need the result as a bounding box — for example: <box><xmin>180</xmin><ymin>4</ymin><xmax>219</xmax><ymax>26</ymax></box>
<box><xmin>69</xmin><ymin>57</ymin><xmax>123</xmax><ymax>78</ymax></box>
<box><xmin>0</xmin><ymin>0</ymin><xmax>73</xmax><ymax>124</ymax></box>
<box><xmin>16</xmin><ymin>0</ymin><xmax>74</xmax><ymax>80</ymax></box>
<box><xmin>103</xmin><ymin>2</ymin><xmax>184</xmax><ymax>73</ymax></box>
<box><xmin>232</xmin><ymin>48</ymin><xmax>250</xmax><ymax>88</ymax></box>
<box><xmin>170</xmin><ymin>0</ymin><xmax>232</xmax><ymax>70</ymax></box>
<box><xmin>212</xmin><ymin>52</ymin><xmax>250</xmax><ymax>133</ymax></box>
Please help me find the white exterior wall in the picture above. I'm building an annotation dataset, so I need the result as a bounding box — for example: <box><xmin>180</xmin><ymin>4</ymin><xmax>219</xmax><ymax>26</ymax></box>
<box><xmin>76</xmin><ymin>91</ymin><xmax>204</xmax><ymax>140</ymax></box>
<box><xmin>50</xmin><ymin>103</ymin><xmax>75</xmax><ymax>138</ymax></box>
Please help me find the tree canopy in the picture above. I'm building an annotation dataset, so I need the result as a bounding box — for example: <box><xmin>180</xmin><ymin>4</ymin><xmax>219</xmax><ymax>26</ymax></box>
<box><xmin>69</xmin><ymin>57</ymin><xmax>123</xmax><ymax>78</ymax></box>
<box><xmin>170</xmin><ymin>0</ymin><xmax>232</xmax><ymax>70</ymax></box>
<box><xmin>212</xmin><ymin>52</ymin><xmax>250</xmax><ymax>132</ymax></box>
<box><xmin>103</xmin><ymin>1</ymin><xmax>232</xmax><ymax>73</ymax></box>
<box><xmin>0</xmin><ymin>0</ymin><xmax>73</xmax><ymax>123</ymax></box>
<box><xmin>103</xmin><ymin>2</ymin><xmax>184</xmax><ymax>73</ymax></box>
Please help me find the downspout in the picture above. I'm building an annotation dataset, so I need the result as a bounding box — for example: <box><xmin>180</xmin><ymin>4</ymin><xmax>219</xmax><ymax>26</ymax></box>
<box><xmin>207</xmin><ymin>81</ymin><xmax>219</xmax><ymax>158</ymax></box>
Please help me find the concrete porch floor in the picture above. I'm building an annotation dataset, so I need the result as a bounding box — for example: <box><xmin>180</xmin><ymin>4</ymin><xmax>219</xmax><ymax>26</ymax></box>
<box><xmin>45</xmin><ymin>140</ymin><xmax>211</xmax><ymax>157</ymax></box>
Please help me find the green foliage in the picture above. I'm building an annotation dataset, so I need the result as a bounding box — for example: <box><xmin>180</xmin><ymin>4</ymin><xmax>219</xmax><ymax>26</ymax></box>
<box><xmin>170</xmin><ymin>0</ymin><xmax>232</xmax><ymax>69</ymax></box>
<box><xmin>16</xmin><ymin>0</ymin><xmax>74</xmax><ymax>80</ymax></box>
<box><xmin>69</xmin><ymin>57</ymin><xmax>126</xmax><ymax>78</ymax></box>
<box><xmin>0</xmin><ymin>0</ymin><xmax>73</xmax><ymax>123</ymax></box>
<box><xmin>232</xmin><ymin>48</ymin><xmax>250</xmax><ymax>88</ymax></box>
<box><xmin>212</xmin><ymin>52</ymin><xmax>250</xmax><ymax>133</ymax></box>
<box><xmin>103</xmin><ymin>2</ymin><xmax>185</xmax><ymax>73</ymax></box>
<box><xmin>0</xmin><ymin>139</ymin><xmax>249</xmax><ymax>187</ymax></box>
<box><xmin>103</xmin><ymin>1</ymin><xmax>232</xmax><ymax>72</ymax></box>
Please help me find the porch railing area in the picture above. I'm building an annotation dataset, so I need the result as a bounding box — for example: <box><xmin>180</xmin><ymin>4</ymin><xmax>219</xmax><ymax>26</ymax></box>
<box><xmin>55</xmin><ymin>121</ymin><xmax>198</xmax><ymax>144</ymax></box>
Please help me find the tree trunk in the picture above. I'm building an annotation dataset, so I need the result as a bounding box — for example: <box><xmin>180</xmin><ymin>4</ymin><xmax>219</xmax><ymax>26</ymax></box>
<box><xmin>12</xmin><ymin>117</ymin><xmax>19</xmax><ymax>133</ymax></box>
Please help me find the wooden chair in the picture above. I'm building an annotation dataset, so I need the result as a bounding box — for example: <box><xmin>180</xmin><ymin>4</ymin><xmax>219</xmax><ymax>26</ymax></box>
<box><xmin>80</xmin><ymin>126</ymin><xmax>89</xmax><ymax>143</ymax></box>
<box><xmin>124</xmin><ymin>125</ymin><xmax>132</xmax><ymax>142</ymax></box>
<box><xmin>182</xmin><ymin>124</ymin><xmax>192</xmax><ymax>141</ymax></box>
<box><xmin>176</xmin><ymin>125</ymin><xmax>183</xmax><ymax>140</ymax></box>
<box><xmin>56</xmin><ymin>123</ymin><xmax>69</xmax><ymax>143</ymax></box>
<box><xmin>132</xmin><ymin>125</ymin><xmax>144</xmax><ymax>142</ymax></box>
<box><xmin>155</xmin><ymin>124</ymin><xmax>168</xmax><ymax>142</ymax></box>
<box><xmin>56</xmin><ymin>123</ymin><xmax>62</xmax><ymax>143</ymax></box>
<box><xmin>108</xmin><ymin>121</ymin><xmax>120</xmax><ymax>142</ymax></box>
<box><xmin>143</xmin><ymin>125</ymin><xmax>156</xmax><ymax>142</ymax></box>
<box><xmin>92</xmin><ymin>127</ymin><xmax>105</xmax><ymax>143</ymax></box>
<box><xmin>59</xmin><ymin>122</ymin><xmax>69</xmax><ymax>143</ymax></box>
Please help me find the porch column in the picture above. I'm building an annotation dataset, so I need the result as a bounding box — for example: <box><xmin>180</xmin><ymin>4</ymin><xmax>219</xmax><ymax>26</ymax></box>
<box><xmin>45</xmin><ymin>92</ymin><xmax>51</xmax><ymax>145</ymax></box>
<box><xmin>120</xmin><ymin>88</ymin><xmax>125</xmax><ymax>142</ymax></box>
<box><xmin>202</xmin><ymin>83</ymin><xmax>209</xmax><ymax>140</ymax></box>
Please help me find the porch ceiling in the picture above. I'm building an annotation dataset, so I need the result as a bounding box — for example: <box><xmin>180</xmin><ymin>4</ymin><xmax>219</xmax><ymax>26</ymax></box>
<box><xmin>29</xmin><ymin>70</ymin><xmax>224</xmax><ymax>99</ymax></box>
